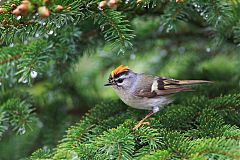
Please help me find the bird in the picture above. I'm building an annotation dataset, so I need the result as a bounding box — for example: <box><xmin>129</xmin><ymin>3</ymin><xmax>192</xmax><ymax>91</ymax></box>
<box><xmin>104</xmin><ymin>65</ymin><xmax>211</xmax><ymax>130</ymax></box>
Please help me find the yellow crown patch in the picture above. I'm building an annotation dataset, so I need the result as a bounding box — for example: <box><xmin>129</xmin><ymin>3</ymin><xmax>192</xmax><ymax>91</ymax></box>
<box><xmin>111</xmin><ymin>65</ymin><xmax>129</xmax><ymax>77</ymax></box>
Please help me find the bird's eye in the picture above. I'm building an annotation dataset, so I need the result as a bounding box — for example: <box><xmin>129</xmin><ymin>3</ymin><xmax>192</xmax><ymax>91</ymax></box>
<box><xmin>117</xmin><ymin>78</ymin><xmax>124</xmax><ymax>83</ymax></box>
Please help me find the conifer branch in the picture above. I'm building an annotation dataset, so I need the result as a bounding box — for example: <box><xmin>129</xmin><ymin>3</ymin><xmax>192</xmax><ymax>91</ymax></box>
<box><xmin>101</xmin><ymin>10</ymin><xmax>125</xmax><ymax>44</ymax></box>
<box><xmin>0</xmin><ymin>54</ymin><xmax>22</xmax><ymax>65</ymax></box>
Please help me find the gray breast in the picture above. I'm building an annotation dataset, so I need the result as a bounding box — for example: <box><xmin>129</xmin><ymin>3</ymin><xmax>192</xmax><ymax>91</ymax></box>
<box><xmin>114</xmin><ymin>89</ymin><xmax>170</xmax><ymax>110</ymax></box>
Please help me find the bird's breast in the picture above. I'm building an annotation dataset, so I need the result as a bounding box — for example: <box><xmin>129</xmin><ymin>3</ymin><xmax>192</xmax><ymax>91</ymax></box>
<box><xmin>114</xmin><ymin>89</ymin><xmax>170</xmax><ymax>110</ymax></box>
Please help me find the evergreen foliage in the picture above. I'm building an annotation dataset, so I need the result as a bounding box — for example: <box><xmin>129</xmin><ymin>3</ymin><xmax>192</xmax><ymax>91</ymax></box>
<box><xmin>28</xmin><ymin>94</ymin><xmax>240</xmax><ymax>159</ymax></box>
<box><xmin>0</xmin><ymin>91</ymin><xmax>34</xmax><ymax>139</ymax></box>
<box><xmin>0</xmin><ymin>0</ymin><xmax>240</xmax><ymax>159</ymax></box>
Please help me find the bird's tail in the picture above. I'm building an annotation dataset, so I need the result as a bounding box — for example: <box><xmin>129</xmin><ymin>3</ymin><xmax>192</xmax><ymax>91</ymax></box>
<box><xmin>161</xmin><ymin>79</ymin><xmax>212</xmax><ymax>94</ymax></box>
<box><xmin>177</xmin><ymin>80</ymin><xmax>212</xmax><ymax>85</ymax></box>
<box><xmin>154</xmin><ymin>78</ymin><xmax>212</xmax><ymax>96</ymax></box>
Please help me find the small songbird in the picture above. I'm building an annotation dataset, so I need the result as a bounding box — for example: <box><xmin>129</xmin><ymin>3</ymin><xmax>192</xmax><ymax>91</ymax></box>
<box><xmin>104</xmin><ymin>65</ymin><xmax>211</xmax><ymax>129</ymax></box>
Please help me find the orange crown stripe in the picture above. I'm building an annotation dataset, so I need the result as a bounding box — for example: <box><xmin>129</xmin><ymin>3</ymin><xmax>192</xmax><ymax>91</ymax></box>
<box><xmin>111</xmin><ymin>65</ymin><xmax>129</xmax><ymax>77</ymax></box>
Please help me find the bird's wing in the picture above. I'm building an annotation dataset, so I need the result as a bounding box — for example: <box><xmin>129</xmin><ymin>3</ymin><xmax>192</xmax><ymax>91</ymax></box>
<box><xmin>134</xmin><ymin>74</ymin><xmax>210</xmax><ymax>98</ymax></box>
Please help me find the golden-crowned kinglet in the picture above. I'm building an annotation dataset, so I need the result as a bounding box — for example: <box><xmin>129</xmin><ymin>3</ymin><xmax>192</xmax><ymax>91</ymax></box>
<box><xmin>104</xmin><ymin>65</ymin><xmax>211</xmax><ymax>129</ymax></box>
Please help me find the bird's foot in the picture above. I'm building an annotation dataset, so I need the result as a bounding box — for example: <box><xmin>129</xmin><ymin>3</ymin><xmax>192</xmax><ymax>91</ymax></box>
<box><xmin>133</xmin><ymin>120</ymin><xmax>150</xmax><ymax>130</ymax></box>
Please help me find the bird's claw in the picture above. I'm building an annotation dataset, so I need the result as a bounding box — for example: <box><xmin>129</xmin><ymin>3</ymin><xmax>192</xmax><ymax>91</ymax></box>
<box><xmin>133</xmin><ymin>120</ymin><xmax>150</xmax><ymax>130</ymax></box>
<box><xmin>142</xmin><ymin>121</ymin><xmax>150</xmax><ymax>125</ymax></box>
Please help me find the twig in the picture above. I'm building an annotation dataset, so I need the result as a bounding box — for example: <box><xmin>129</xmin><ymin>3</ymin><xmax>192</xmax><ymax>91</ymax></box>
<box><xmin>101</xmin><ymin>11</ymin><xmax>125</xmax><ymax>44</ymax></box>
<box><xmin>0</xmin><ymin>54</ymin><xmax>22</xmax><ymax>65</ymax></box>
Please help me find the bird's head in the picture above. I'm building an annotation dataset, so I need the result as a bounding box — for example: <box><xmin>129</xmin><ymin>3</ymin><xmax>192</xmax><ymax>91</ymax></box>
<box><xmin>104</xmin><ymin>65</ymin><xmax>136</xmax><ymax>89</ymax></box>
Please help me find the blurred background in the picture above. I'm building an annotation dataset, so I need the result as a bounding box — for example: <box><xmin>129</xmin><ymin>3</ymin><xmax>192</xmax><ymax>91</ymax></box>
<box><xmin>1</xmin><ymin>3</ymin><xmax>240</xmax><ymax>159</ymax></box>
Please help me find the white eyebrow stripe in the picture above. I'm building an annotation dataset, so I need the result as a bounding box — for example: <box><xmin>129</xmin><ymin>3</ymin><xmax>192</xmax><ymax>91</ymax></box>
<box><xmin>114</xmin><ymin>74</ymin><xmax>127</xmax><ymax>80</ymax></box>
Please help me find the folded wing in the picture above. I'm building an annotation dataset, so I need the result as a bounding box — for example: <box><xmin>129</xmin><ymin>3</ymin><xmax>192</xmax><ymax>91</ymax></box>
<box><xmin>134</xmin><ymin>75</ymin><xmax>211</xmax><ymax>98</ymax></box>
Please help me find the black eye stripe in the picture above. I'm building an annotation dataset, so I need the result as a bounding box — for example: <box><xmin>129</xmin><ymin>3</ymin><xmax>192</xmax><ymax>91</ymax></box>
<box><xmin>116</xmin><ymin>78</ymin><xmax>123</xmax><ymax>83</ymax></box>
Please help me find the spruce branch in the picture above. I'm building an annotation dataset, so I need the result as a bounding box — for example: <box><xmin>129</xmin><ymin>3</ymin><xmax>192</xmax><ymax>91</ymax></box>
<box><xmin>28</xmin><ymin>148</ymin><xmax>52</xmax><ymax>160</ymax></box>
<box><xmin>0</xmin><ymin>53</ymin><xmax>22</xmax><ymax>65</ymax></box>
<box><xmin>134</xmin><ymin>125</ymin><xmax>163</xmax><ymax>155</ymax></box>
<box><xmin>95</xmin><ymin>9</ymin><xmax>135</xmax><ymax>54</ymax></box>
<box><xmin>140</xmin><ymin>150</ymin><xmax>171</xmax><ymax>160</ymax></box>
<box><xmin>93</xmin><ymin>126</ymin><xmax>135</xmax><ymax>160</ymax></box>
<box><xmin>101</xmin><ymin>11</ymin><xmax>125</xmax><ymax>44</ymax></box>
<box><xmin>190</xmin><ymin>137</ymin><xmax>240</xmax><ymax>159</ymax></box>
<box><xmin>52</xmin><ymin>101</ymin><xmax>127</xmax><ymax>159</ymax></box>
<box><xmin>0</xmin><ymin>40</ymin><xmax>52</xmax><ymax>86</ymax></box>
<box><xmin>29</xmin><ymin>93</ymin><xmax>240</xmax><ymax>159</ymax></box>
<box><xmin>0</xmin><ymin>98</ymin><xmax>35</xmax><ymax>138</ymax></box>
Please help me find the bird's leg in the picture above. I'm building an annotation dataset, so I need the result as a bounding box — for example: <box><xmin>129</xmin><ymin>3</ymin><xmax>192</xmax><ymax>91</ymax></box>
<box><xmin>133</xmin><ymin>107</ymin><xmax>159</xmax><ymax>130</ymax></box>
<box><xmin>133</xmin><ymin>111</ymin><xmax>154</xmax><ymax>130</ymax></box>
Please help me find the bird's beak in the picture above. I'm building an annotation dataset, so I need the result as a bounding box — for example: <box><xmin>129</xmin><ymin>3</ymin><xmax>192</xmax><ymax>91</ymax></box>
<box><xmin>104</xmin><ymin>83</ymin><xmax>113</xmax><ymax>86</ymax></box>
